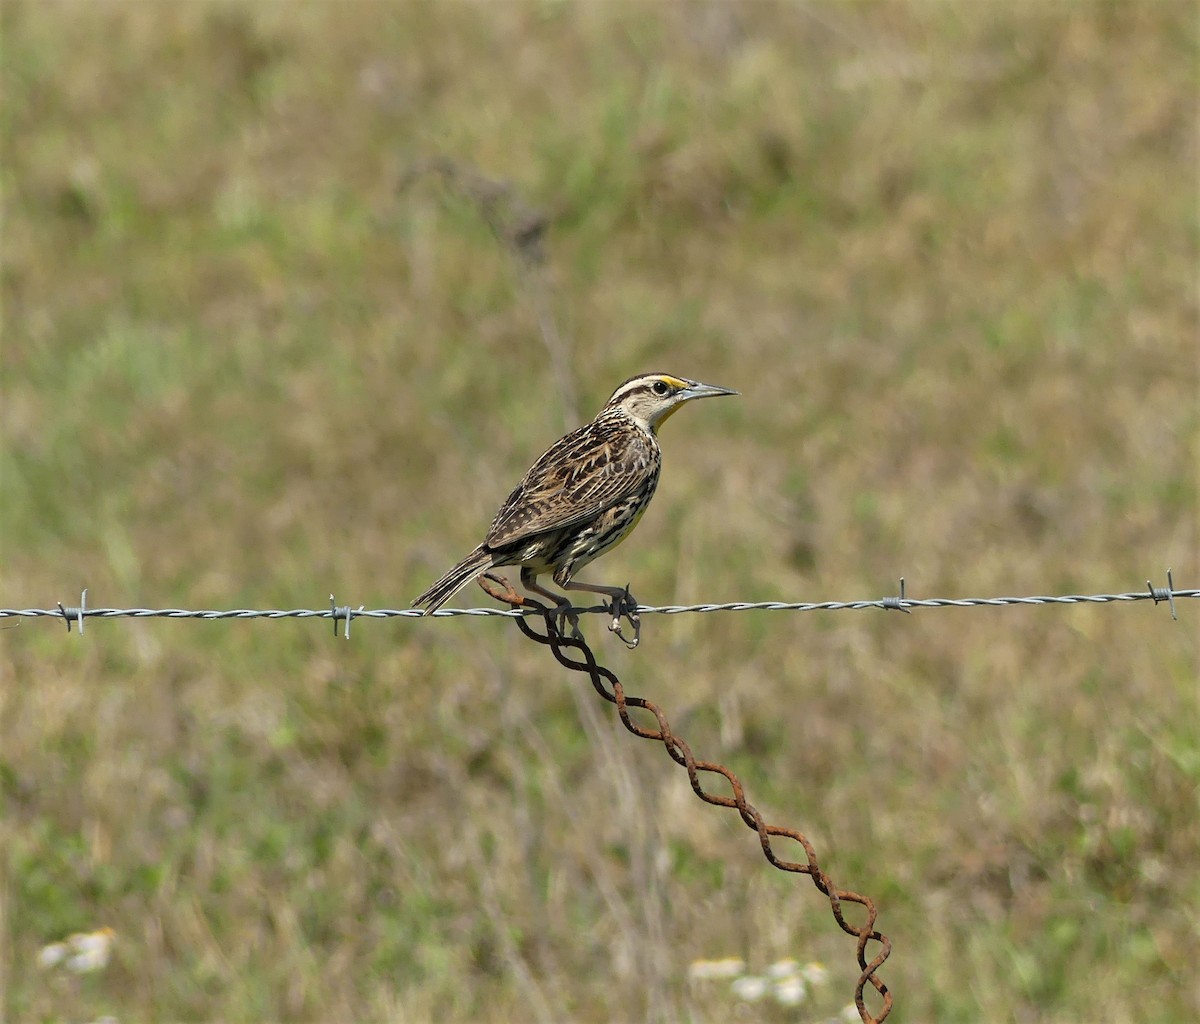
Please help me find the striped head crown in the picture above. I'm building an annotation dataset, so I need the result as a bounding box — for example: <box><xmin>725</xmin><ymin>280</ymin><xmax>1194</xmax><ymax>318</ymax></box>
<box><xmin>604</xmin><ymin>373</ymin><xmax>738</xmax><ymax>433</ymax></box>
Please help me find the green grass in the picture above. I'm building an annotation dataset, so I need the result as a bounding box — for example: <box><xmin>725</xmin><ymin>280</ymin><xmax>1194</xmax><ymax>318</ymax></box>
<box><xmin>2</xmin><ymin>2</ymin><xmax>1197</xmax><ymax>1021</ymax></box>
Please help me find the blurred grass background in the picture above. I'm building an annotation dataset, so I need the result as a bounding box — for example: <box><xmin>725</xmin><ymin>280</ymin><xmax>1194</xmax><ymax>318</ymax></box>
<box><xmin>1</xmin><ymin>2</ymin><xmax>1197</xmax><ymax>1021</ymax></box>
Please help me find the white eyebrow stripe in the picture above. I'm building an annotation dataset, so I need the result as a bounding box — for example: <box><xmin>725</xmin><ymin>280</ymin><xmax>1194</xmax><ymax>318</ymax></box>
<box><xmin>607</xmin><ymin>380</ymin><xmax>653</xmax><ymax>404</ymax></box>
<box><xmin>607</xmin><ymin>375</ymin><xmax>686</xmax><ymax>404</ymax></box>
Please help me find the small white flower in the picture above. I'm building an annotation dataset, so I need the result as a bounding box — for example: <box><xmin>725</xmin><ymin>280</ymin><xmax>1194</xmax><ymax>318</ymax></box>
<box><xmin>730</xmin><ymin>974</ymin><xmax>769</xmax><ymax>1002</ymax></box>
<box><xmin>39</xmin><ymin>928</ymin><xmax>116</xmax><ymax>974</ymax></box>
<box><xmin>38</xmin><ymin>942</ymin><xmax>68</xmax><ymax>969</ymax></box>
<box><xmin>773</xmin><ymin>975</ymin><xmax>807</xmax><ymax>1006</ymax></box>
<box><xmin>766</xmin><ymin>957</ymin><xmax>800</xmax><ymax>979</ymax></box>
<box><xmin>687</xmin><ymin>956</ymin><xmax>746</xmax><ymax>981</ymax></box>
<box><xmin>802</xmin><ymin>960</ymin><xmax>829</xmax><ymax>986</ymax></box>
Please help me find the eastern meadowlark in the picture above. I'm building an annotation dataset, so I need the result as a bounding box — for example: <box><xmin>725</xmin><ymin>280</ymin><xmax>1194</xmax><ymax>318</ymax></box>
<box><xmin>411</xmin><ymin>372</ymin><xmax>738</xmax><ymax>645</ymax></box>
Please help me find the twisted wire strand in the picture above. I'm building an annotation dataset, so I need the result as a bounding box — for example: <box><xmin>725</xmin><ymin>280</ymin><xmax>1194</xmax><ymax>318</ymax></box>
<box><xmin>509</xmin><ymin>599</ymin><xmax>892</xmax><ymax>1023</ymax></box>
<box><xmin>11</xmin><ymin>580</ymin><xmax>1189</xmax><ymax>1018</ymax></box>
<box><xmin>5</xmin><ymin>582</ymin><xmax>1194</xmax><ymax>627</ymax></box>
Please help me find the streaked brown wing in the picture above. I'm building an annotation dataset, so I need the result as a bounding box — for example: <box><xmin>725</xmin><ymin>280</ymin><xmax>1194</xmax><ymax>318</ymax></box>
<box><xmin>486</xmin><ymin>418</ymin><xmax>655</xmax><ymax>549</ymax></box>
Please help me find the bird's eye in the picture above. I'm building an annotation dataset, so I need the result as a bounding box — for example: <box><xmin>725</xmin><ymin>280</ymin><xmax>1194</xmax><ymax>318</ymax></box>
<box><xmin>651</xmin><ymin>381</ymin><xmax>670</xmax><ymax>396</ymax></box>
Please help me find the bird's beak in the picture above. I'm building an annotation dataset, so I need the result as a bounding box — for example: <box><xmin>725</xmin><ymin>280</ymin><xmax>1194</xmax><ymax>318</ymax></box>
<box><xmin>679</xmin><ymin>380</ymin><xmax>739</xmax><ymax>401</ymax></box>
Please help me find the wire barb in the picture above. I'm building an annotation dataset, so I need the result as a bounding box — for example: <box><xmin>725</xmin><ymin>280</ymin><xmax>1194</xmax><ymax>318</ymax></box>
<box><xmin>329</xmin><ymin>594</ymin><xmax>358</xmax><ymax>639</ymax></box>
<box><xmin>1146</xmin><ymin>569</ymin><xmax>1178</xmax><ymax>621</ymax></box>
<box><xmin>56</xmin><ymin>588</ymin><xmax>87</xmax><ymax>634</ymax></box>
<box><xmin>482</xmin><ymin>575</ymin><xmax>893</xmax><ymax>1023</ymax></box>
<box><xmin>881</xmin><ymin>577</ymin><xmax>910</xmax><ymax>614</ymax></box>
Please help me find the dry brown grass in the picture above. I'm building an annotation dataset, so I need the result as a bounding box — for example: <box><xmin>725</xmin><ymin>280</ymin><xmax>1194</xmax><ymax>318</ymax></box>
<box><xmin>2</xmin><ymin>2</ymin><xmax>1197</xmax><ymax>1021</ymax></box>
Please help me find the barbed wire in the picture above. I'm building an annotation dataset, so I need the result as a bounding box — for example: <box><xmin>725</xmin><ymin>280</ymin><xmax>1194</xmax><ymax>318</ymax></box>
<box><xmin>2</xmin><ymin>570</ymin><xmax>1190</xmax><ymax>637</ymax></box>
<box><xmin>8</xmin><ymin>572</ymin><xmax>1190</xmax><ymax>1020</ymax></box>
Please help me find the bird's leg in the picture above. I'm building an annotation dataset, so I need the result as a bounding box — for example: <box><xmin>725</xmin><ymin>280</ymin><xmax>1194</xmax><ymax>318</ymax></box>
<box><xmin>521</xmin><ymin>567</ymin><xmax>581</xmax><ymax>639</ymax></box>
<box><xmin>561</xmin><ymin>580</ymin><xmax>641</xmax><ymax>649</ymax></box>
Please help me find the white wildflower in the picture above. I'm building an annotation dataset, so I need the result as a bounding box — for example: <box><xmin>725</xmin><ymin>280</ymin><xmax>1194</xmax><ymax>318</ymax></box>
<box><xmin>38</xmin><ymin>942</ymin><xmax>68</xmax><ymax>969</ymax></box>
<box><xmin>766</xmin><ymin>957</ymin><xmax>800</xmax><ymax>979</ymax></box>
<box><xmin>802</xmin><ymin>960</ymin><xmax>829</xmax><ymax>986</ymax></box>
<box><xmin>39</xmin><ymin>928</ymin><xmax>116</xmax><ymax>974</ymax></box>
<box><xmin>773</xmin><ymin>975</ymin><xmax>807</xmax><ymax>1006</ymax></box>
<box><xmin>730</xmin><ymin>974</ymin><xmax>769</xmax><ymax>1002</ymax></box>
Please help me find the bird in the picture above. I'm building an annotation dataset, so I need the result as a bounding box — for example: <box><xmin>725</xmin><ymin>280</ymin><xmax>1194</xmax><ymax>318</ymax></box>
<box><xmin>411</xmin><ymin>372</ymin><xmax>738</xmax><ymax>645</ymax></box>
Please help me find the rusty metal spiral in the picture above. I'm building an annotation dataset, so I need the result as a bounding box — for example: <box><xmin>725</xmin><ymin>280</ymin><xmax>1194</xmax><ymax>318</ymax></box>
<box><xmin>481</xmin><ymin>577</ymin><xmax>893</xmax><ymax>1023</ymax></box>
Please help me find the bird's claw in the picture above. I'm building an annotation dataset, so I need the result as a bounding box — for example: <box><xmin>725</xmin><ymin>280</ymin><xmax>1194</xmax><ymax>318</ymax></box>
<box><xmin>606</xmin><ymin>586</ymin><xmax>641</xmax><ymax>649</ymax></box>
<box><xmin>479</xmin><ymin>574</ymin><xmax>580</xmax><ymax>639</ymax></box>
<box><xmin>555</xmin><ymin>606</ymin><xmax>584</xmax><ymax>641</ymax></box>
<box><xmin>479</xmin><ymin>572</ymin><xmax>638</xmax><ymax>648</ymax></box>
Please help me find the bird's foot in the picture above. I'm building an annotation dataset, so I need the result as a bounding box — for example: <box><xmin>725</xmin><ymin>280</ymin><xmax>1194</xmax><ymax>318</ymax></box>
<box><xmin>482</xmin><ymin>575</ymin><xmax>580</xmax><ymax>638</ymax></box>
<box><xmin>552</xmin><ymin>600</ymin><xmax>584</xmax><ymax>642</ymax></box>
<box><xmin>606</xmin><ymin>585</ymin><xmax>641</xmax><ymax>649</ymax></box>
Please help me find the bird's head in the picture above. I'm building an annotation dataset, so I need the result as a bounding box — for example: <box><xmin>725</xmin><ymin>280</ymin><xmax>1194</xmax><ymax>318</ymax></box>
<box><xmin>604</xmin><ymin>373</ymin><xmax>738</xmax><ymax>433</ymax></box>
